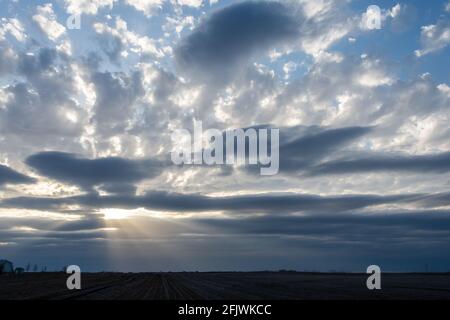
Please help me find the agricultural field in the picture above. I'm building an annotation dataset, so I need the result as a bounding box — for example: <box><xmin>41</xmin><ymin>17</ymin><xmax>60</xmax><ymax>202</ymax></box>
<box><xmin>1</xmin><ymin>272</ymin><xmax>450</xmax><ymax>300</ymax></box>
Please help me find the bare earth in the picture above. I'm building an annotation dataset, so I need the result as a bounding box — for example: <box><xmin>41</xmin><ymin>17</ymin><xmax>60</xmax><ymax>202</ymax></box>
<box><xmin>1</xmin><ymin>272</ymin><xmax>450</xmax><ymax>300</ymax></box>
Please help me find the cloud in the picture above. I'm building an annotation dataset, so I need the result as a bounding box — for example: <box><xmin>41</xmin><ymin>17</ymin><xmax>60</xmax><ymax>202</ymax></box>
<box><xmin>25</xmin><ymin>152</ymin><xmax>165</xmax><ymax>192</ymax></box>
<box><xmin>0</xmin><ymin>165</ymin><xmax>35</xmax><ymax>186</ymax></box>
<box><xmin>93</xmin><ymin>17</ymin><xmax>164</xmax><ymax>63</ymax></box>
<box><xmin>418</xmin><ymin>192</ymin><xmax>450</xmax><ymax>208</ymax></box>
<box><xmin>32</xmin><ymin>4</ymin><xmax>66</xmax><ymax>42</ymax></box>
<box><xmin>195</xmin><ymin>210</ymin><xmax>450</xmax><ymax>239</ymax></box>
<box><xmin>124</xmin><ymin>0</ymin><xmax>165</xmax><ymax>16</ymax></box>
<box><xmin>176</xmin><ymin>0</ymin><xmax>203</xmax><ymax>8</ymax></box>
<box><xmin>17</xmin><ymin>48</ymin><xmax>58</xmax><ymax>76</ymax></box>
<box><xmin>64</xmin><ymin>0</ymin><xmax>116</xmax><ymax>15</ymax></box>
<box><xmin>2</xmin><ymin>189</ymin><xmax>416</xmax><ymax>214</ymax></box>
<box><xmin>1</xmin><ymin>0</ymin><xmax>450</xmax><ymax>272</ymax></box>
<box><xmin>0</xmin><ymin>44</ymin><xmax>18</xmax><ymax>76</ymax></box>
<box><xmin>0</xmin><ymin>81</ymin><xmax>83</xmax><ymax>138</ymax></box>
<box><xmin>90</xmin><ymin>70</ymin><xmax>145</xmax><ymax>136</ymax></box>
<box><xmin>0</xmin><ymin>18</ymin><xmax>27</xmax><ymax>42</ymax></box>
<box><xmin>242</xmin><ymin>125</ymin><xmax>373</xmax><ymax>175</ymax></box>
<box><xmin>299</xmin><ymin>3</ymin><xmax>354</xmax><ymax>58</ymax></box>
<box><xmin>30</xmin><ymin>4</ymin><xmax>73</xmax><ymax>55</ymax></box>
<box><xmin>388</xmin><ymin>4</ymin><xmax>418</xmax><ymax>33</ymax></box>
<box><xmin>415</xmin><ymin>19</ymin><xmax>450</xmax><ymax>57</ymax></box>
<box><xmin>0</xmin><ymin>47</ymin><xmax>88</xmax><ymax>144</ymax></box>
<box><xmin>175</xmin><ymin>0</ymin><xmax>302</xmax><ymax>82</ymax></box>
<box><xmin>279</xmin><ymin>126</ymin><xmax>373</xmax><ymax>172</ymax></box>
<box><xmin>308</xmin><ymin>151</ymin><xmax>450</xmax><ymax>176</ymax></box>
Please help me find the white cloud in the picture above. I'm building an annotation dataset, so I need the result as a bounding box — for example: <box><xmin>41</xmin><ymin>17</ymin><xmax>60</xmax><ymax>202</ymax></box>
<box><xmin>296</xmin><ymin>0</ymin><xmax>357</xmax><ymax>59</ymax></box>
<box><xmin>32</xmin><ymin>4</ymin><xmax>66</xmax><ymax>42</ymax></box>
<box><xmin>0</xmin><ymin>46</ymin><xmax>18</xmax><ymax>76</ymax></box>
<box><xmin>124</xmin><ymin>0</ymin><xmax>165</xmax><ymax>16</ymax></box>
<box><xmin>163</xmin><ymin>15</ymin><xmax>195</xmax><ymax>36</ymax></box>
<box><xmin>93</xmin><ymin>17</ymin><xmax>164</xmax><ymax>58</ymax></box>
<box><xmin>415</xmin><ymin>20</ymin><xmax>450</xmax><ymax>57</ymax></box>
<box><xmin>64</xmin><ymin>0</ymin><xmax>116</xmax><ymax>15</ymax></box>
<box><xmin>438</xmin><ymin>83</ymin><xmax>450</xmax><ymax>96</ymax></box>
<box><xmin>176</xmin><ymin>0</ymin><xmax>203</xmax><ymax>8</ymax></box>
<box><xmin>301</xmin><ymin>22</ymin><xmax>352</xmax><ymax>58</ymax></box>
<box><xmin>0</xmin><ymin>88</ymin><xmax>12</xmax><ymax>106</ymax></box>
<box><xmin>0</xmin><ymin>18</ymin><xmax>26</xmax><ymax>42</ymax></box>
<box><xmin>389</xmin><ymin>3</ymin><xmax>402</xmax><ymax>19</ymax></box>
<box><xmin>357</xmin><ymin>58</ymin><xmax>393</xmax><ymax>87</ymax></box>
<box><xmin>298</xmin><ymin>0</ymin><xmax>336</xmax><ymax>19</ymax></box>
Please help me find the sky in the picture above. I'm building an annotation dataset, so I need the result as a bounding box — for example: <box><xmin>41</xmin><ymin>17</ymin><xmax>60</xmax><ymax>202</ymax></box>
<box><xmin>1</xmin><ymin>0</ymin><xmax>450</xmax><ymax>272</ymax></box>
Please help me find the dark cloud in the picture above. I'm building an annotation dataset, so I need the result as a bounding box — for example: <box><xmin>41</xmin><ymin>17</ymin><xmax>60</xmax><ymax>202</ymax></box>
<box><xmin>242</xmin><ymin>125</ymin><xmax>373</xmax><ymax>175</ymax></box>
<box><xmin>136</xmin><ymin>191</ymin><xmax>413</xmax><ymax>213</ymax></box>
<box><xmin>194</xmin><ymin>210</ymin><xmax>450</xmax><ymax>239</ymax></box>
<box><xmin>3</xmin><ymin>210</ymin><xmax>450</xmax><ymax>272</ymax></box>
<box><xmin>25</xmin><ymin>151</ymin><xmax>164</xmax><ymax>192</ymax></box>
<box><xmin>418</xmin><ymin>192</ymin><xmax>450</xmax><ymax>208</ymax></box>
<box><xmin>281</xmin><ymin>126</ymin><xmax>372</xmax><ymax>157</ymax></box>
<box><xmin>0</xmin><ymin>216</ymin><xmax>104</xmax><ymax>234</ymax></box>
<box><xmin>308</xmin><ymin>151</ymin><xmax>450</xmax><ymax>176</ymax></box>
<box><xmin>175</xmin><ymin>1</ymin><xmax>302</xmax><ymax>82</ymax></box>
<box><xmin>91</xmin><ymin>71</ymin><xmax>144</xmax><ymax>135</ymax></box>
<box><xmin>97</xmin><ymin>33</ymin><xmax>124</xmax><ymax>63</ymax></box>
<box><xmin>0</xmin><ymin>164</ymin><xmax>35</xmax><ymax>186</ymax></box>
<box><xmin>100</xmin><ymin>183</ymin><xmax>137</xmax><ymax>195</ymax></box>
<box><xmin>8</xmin><ymin>209</ymin><xmax>450</xmax><ymax>244</ymax></box>
<box><xmin>280</xmin><ymin>126</ymin><xmax>373</xmax><ymax>172</ymax></box>
<box><xmin>186</xmin><ymin>211</ymin><xmax>450</xmax><ymax>271</ymax></box>
<box><xmin>17</xmin><ymin>48</ymin><xmax>58</xmax><ymax>76</ymax></box>
<box><xmin>1</xmin><ymin>190</ymin><xmax>416</xmax><ymax>213</ymax></box>
<box><xmin>241</xmin><ymin>126</ymin><xmax>450</xmax><ymax>177</ymax></box>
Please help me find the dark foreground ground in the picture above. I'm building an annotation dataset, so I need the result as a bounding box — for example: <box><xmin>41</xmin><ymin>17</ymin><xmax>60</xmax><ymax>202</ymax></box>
<box><xmin>1</xmin><ymin>272</ymin><xmax>450</xmax><ymax>300</ymax></box>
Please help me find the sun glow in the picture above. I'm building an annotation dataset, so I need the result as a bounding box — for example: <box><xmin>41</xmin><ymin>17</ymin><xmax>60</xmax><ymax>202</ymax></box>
<box><xmin>101</xmin><ymin>207</ymin><xmax>175</xmax><ymax>220</ymax></box>
<box><xmin>102</xmin><ymin>208</ymin><xmax>136</xmax><ymax>220</ymax></box>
